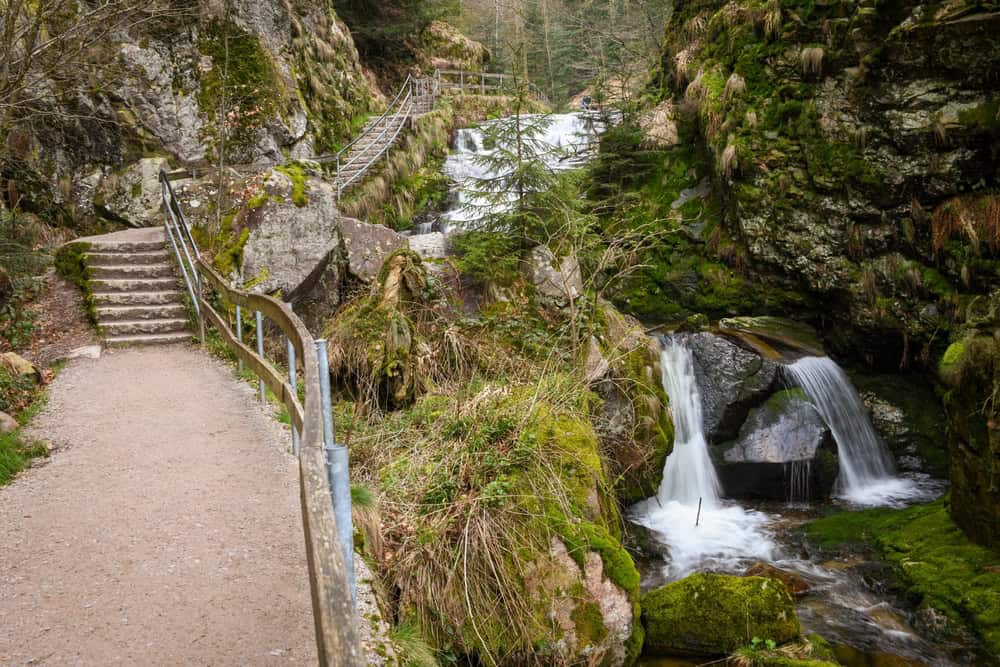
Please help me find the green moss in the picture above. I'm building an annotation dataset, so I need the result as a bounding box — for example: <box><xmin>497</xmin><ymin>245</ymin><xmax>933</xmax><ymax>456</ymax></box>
<box><xmin>571</xmin><ymin>602</ymin><xmax>608</xmax><ymax>645</ymax></box>
<box><xmin>197</xmin><ymin>17</ymin><xmax>284</xmax><ymax>159</ymax></box>
<box><xmin>803</xmin><ymin>498</ymin><xmax>1000</xmax><ymax>654</ymax></box>
<box><xmin>940</xmin><ymin>339</ymin><xmax>967</xmax><ymax>377</ymax></box>
<box><xmin>274</xmin><ymin>163</ymin><xmax>308</xmax><ymax>207</ymax></box>
<box><xmin>54</xmin><ymin>241</ymin><xmax>96</xmax><ymax>323</ymax></box>
<box><xmin>641</xmin><ymin>573</ymin><xmax>801</xmax><ymax>656</ymax></box>
<box><xmin>958</xmin><ymin>100</ymin><xmax>1000</xmax><ymax>135</ymax></box>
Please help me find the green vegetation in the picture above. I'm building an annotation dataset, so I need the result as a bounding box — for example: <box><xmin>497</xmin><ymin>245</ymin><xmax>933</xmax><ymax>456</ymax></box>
<box><xmin>0</xmin><ymin>366</ymin><xmax>48</xmax><ymax>485</ymax></box>
<box><xmin>197</xmin><ymin>17</ymin><xmax>285</xmax><ymax>160</ymax></box>
<box><xmin>803</xmin><ymin>498</ymin><xmax>1000</xmax><ymax>654</ymax></box>
<box><xmin>343</xmin><ymin>372</ymin><xmax>640</xmax><ymax>663</ymax></box>
<box><xmin>641</xmin><ymin>573</ymin><xmax>801</xmax><ymax>656</ymax></box>
<box><xmin>274</xmin><ymin>163</ymin><xmax>309</xmax><ymax>207</ymax></box>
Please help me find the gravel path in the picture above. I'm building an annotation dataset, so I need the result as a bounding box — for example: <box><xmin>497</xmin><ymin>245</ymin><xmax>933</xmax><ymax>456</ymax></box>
<box><xmin>0</xmin><ymin>346</ymin><xmax>316</xmax><ymax>665</ymax></box>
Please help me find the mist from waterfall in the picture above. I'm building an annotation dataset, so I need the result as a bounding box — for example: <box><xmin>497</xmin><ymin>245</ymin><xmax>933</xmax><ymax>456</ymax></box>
<box><xmin>631</xmin><ymin>337</ymin><xmax>774</xmax><ymax>579</ymax></box>
<box><xmin>786</xmin><ymin>356</ymin><xmax>925</xmax><ymax>506</ymax></box>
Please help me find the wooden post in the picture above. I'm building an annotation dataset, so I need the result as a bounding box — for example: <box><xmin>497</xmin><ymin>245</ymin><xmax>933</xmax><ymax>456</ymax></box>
<box><xmin>459</xmin><ymin>69</ymin><xmax>464</xmax><ymax>94</ymax></box>
<box><xmin>481</xmin><ymin>72</ymin><xmax>485</xmax><ymax>95</ymax></box>
<box><xmin>695</xmin><ymin>497</ymin><xmax>703</xmax><ymax>527</ymax></box>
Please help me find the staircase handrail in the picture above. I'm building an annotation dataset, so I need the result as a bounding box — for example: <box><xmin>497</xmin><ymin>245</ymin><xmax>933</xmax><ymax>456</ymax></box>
<box><xmin>336</xmin><ymin>90</ymin><xmax>414</xmax><ymax>198</ymax></box>
<box><xmin>158</xmin><ymin>169</ymin><xmax>365</xmax><ymax>665</ymax></box>
<box><xmin>159</xmin><ymin>173</ymin><xmax>203</xmax><ymax>341</ymax></box>
<box><xmin>325</xmin><ymin>74</ymin><xmax>414</xmax><ymax>170</ymax></box>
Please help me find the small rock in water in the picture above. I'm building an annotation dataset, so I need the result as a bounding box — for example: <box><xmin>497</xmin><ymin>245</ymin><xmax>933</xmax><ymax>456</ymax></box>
<box><xmin>745</xmin><ymin>561</ymin><xmax>810</xmax><ymax>597</ymax></box>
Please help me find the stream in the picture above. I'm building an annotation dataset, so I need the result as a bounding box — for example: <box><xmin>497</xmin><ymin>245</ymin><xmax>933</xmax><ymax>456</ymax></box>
<box><xmin>631</xmin><ymin>337</ymin><xmax>957</xmax><ymax>666</ymax></box>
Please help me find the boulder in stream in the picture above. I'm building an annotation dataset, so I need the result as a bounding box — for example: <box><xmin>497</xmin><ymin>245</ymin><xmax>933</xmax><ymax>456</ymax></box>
<box><xmin>641</xmin><ymin>572</ymin><xmax>800</xmax><ymax>656</ymax></box>
<box><xmin>681</xmin><ymin>332</ymin><xmax>780</xmax><ymax>442</ymax></box>
<box><xmin>714</xmin><ymin>389</ymin><xmax>839</xmax><ymax>501</ymax></box>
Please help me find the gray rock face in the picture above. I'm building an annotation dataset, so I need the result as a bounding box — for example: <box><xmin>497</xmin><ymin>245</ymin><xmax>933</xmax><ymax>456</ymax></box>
<box><xmin>242</xmin><ymin>171</ymin><xmax>343</xmax><ymax>296</ymax></box>
<box><xmin>714</xmin><ymin>389</ymin><xmax>838</xmax><ymax>501</ymax></box>
<box><xmin>524</xmin><ymin>245</ymin><xmax>583</xmax><ymax>306</ymax></box>
<box><xmin>681</xmin><ymin>332</ymin><xmax>779</xmax><ymax>442</ymax></box>
<box><xmin>93</xmin><ymin>158</ymin><xmax>168</xmax><ymax>227</ymax></box>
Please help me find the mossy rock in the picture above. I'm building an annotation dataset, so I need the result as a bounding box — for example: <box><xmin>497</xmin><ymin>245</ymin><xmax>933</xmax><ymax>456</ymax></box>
<box><xmin>641</xmin><ymin>573</ymin><xmax>801</xmax><ymax>656</ymax></box>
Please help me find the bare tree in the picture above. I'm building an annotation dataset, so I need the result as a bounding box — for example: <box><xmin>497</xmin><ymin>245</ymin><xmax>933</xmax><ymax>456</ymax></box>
<box><xmin>0</xmin><ymin>0</ymin><xmax>193</xmax><ymax>126</ymax></box>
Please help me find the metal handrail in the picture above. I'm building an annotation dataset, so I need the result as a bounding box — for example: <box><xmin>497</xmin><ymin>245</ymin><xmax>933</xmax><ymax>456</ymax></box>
<box><xmin>158</xmin><ymin>169</ymin><xmax>364</xmax><ymax>665</ymax></box>
<box><xmin>336</xmin><ymin>92</ymin><xmax>414</xmax><ymax>198</ymax></box>
<box><xmin>160</xmin><ymin>174</ymin><xmax>203</xmax><ymax>341</ymax></box>
<box><xmin>330</xmin><ymin>74</ymin><xmax>414</xmax><ymax>168</ymax></box>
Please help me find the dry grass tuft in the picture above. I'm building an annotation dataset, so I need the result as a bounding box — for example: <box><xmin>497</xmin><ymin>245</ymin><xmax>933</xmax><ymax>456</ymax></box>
<box><xmin>745</xmin><ymin>109</ymin><xmax>758</xmax><ymax>128</ymax></box>
<box><xmin>762</xmin><ymin>0</ymin><xmax>782</xmax><ymax>38</ymax></box>
<box><xmin>800</xmin><ymin>47</ymin><xmax>825</xmax><ymax>76</ymax></box>
<box><xmin>720</xmin><ymin>143</ymin><xmax>739</xmax><ymax>178</ymax></box>
<box><xmin>724</xmin><ymin>72</ymin><xmax>746</xmax><ymax>101</ymax></box>
<box><xmin>684</xmin><ymin>69</ymin><xmax>707</xmax><ymax>101</ymax></box>
<box><xmin>931</xmin><ymin>194</ymin><xmax>1000</xmax><ymax>258</ymax></box>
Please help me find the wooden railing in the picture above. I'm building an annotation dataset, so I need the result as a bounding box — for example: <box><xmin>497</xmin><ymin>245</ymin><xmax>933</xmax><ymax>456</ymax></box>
<box><xmin>160</xmin><ymin>171</ymin><xmax>364</xmax><ymax>665</ymax></box>
<box><xmin>434</xmin><ymin>68</ymin><xmax>550</xmax><ymax>104</ymax></box>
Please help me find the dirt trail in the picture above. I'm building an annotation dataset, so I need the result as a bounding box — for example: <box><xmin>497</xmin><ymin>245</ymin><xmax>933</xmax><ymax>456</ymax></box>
<box><xmin>0</xmin><ymin>346</ymin><xmax>316</xmax><ymax>665</ymax></box>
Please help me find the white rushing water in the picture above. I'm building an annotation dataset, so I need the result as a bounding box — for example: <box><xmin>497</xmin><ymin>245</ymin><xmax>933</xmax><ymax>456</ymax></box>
<box><xmin>631</xmin><ymin>337</ymin><xmax>775</xmax><ymax>579</ymax></box>
<box><xmin>441</xmin><ymin>112</ymin><xmax>605</xmax><ymax>229</ymax></box>
<box><xmin>786</xmin><ymin>356</ymin><xmax>927</xmax><ymax>507</ymax></box>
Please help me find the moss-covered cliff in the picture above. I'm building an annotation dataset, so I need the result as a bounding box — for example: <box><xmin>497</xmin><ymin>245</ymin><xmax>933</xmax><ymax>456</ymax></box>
<box><xmin>621</xmin><ymin>0</ymin><xmax>999</xmax><ymax>546</ymax></box>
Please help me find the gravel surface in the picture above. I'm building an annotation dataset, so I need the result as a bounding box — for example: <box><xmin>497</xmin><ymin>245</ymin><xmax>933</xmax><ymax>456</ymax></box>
<box><xmin>0</xmin><ymin>345</ymin><xmax>316</xmax><ymax>665</ymax></box>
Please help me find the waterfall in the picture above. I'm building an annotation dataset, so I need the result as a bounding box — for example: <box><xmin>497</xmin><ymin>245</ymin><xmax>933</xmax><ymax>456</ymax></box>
<box><xmin>656</xmin><ymin>338</ymin><xmax>721</xmax><ymax>506</ymax></box>
<box><xmin>631</xmin><ymin>336</ymin><xmax>774</xmax><ymax>579</ymax></box>
<box><xmin>442</xmin><ymin>112</ymin><xmax>605</xmax><ymax>228</ymax></box>
<box><xmin>785</xmin><ymin>460</ymin><xmax>811</xmax><ymax>503</ymax></box>
<box><xmin>786</xmin><ymin>356</ymin><xmax>919</xmax><ymax>506</ymax></box>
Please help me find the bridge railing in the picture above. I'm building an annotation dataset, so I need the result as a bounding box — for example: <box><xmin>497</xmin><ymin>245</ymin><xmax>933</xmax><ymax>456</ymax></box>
<box><xmin>434</xmin><ymin>68</ymin><xmax>550</xmax><ymax>105</ymax></box>
<box><xmin>159</xmin><ymin>169</ymin><xmax>365</xmax><ymax>666</ymax></box>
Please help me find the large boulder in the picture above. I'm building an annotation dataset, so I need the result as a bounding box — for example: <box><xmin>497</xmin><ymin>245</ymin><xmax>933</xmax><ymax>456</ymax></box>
<box><xmin>524</xmin><ymin>245</ymin><xmax>583</xmax><ymax>307</ymax></box>
<box><xmin>714</xmin><ymin>389</ymin><xmax>839</xmax><ymax>501</ymax></box>
<box><xmin>681</xmin><ymin>332</ymin><xmax>779</xmax><ymax>442</ymax></box>
<box><xmin>641</xmin><ymin>573</ymin><xmax>801</xmax><ymax>656</ymax></box>
<box><xmin>92</xmin><ymin>157</ymin><xmax>168</xmax><ymax>227</ymax></box>
<box><xmin>338</xmin><ymin>217</ymin><xmax>408</xmax><ymax>283</ymax></box>
<box><xmin>241</xmin><ymin>170</ymin><xmax>344</xmax><ymax>297</ymax></box>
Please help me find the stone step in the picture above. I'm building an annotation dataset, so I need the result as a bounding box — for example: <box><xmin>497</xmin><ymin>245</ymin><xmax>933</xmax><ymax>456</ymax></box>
<box><xmin>100</xmin><ymin>318</ymin><xmax>189</xmax><ymax>337</ymax></box>
<box><xmin>91</xmin><ymin>277</ymin><xmax>180</xmax><ymax>293</ymax></box>
<box><xmin>89</xmin><ymin>263</ymin><xmax>175</xmax><ymax>280</ymax></box>
<box><xmin>104</xmin><ymin>331</ymin><xmax>192</xmax><ymax>347</ymax></box>
<box><xmin>86</xmin><ymin>251</ymin><xmax>171</xmax><ymax>267</ymax></box>
<box><xmin>96</xmin><ymin>304</ymin><xmax>187</xmax><ymax>322</ymax></box>
<box><xmin>86</xmin><ymin>240</ymin><xmax>166</xmax><ymax>253</ymax></box>
<box><xmin>92</xmin><ymin>290</ymin><xmax>185</xmax><ymax>306</ymax></box>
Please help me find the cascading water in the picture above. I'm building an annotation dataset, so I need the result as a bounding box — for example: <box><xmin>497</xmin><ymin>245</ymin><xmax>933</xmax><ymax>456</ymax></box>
<box><xmin>654</xmin><ymin>339</ymin><xmax>721</xmax><ymax>507</ymax></box>
<box><xmin>631</xmin><ymin>337</ymin><xmax>774</xmax><ymax>579</ymax></box>
<box><xmin>441</xmin><ymin>112</ymin><xmax>605</xmax><ymax>229</ymax></box>
<box><xmin>786</xmin><ymin>356</ymin><xmax>925</xmax><ymax>506</ymax></box>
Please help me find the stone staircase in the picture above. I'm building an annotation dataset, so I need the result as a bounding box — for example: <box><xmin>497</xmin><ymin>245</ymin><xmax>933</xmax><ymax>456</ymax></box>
<box><xmin>83</xmin><ymin>228</ymin><xmax>191</xmax><ymax>347</ymax></box>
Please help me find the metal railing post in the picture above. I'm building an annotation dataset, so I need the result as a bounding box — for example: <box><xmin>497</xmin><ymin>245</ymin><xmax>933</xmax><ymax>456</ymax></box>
<box><xmin>235</xmin><ymin>304</ymin><xmax>244</xmax><ymax>373</ymax></box>
<box><xmin>287</xmin><ymin>303</ymin><xmax>300</xmax><ymax>456</ymax></box>
<box><xmin>256</xmin><ymin>310</ymin><xmax>265</xmax><ymax>403</ymax></box>
<box><xmin>315</xmin><ymin>339</ymin><xmax>356</xmax><ymax>605</ymax></box>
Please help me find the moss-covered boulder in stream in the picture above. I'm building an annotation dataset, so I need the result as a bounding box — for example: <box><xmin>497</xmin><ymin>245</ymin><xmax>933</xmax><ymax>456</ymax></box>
<box><xmin>641</xmin><ymin>572</ymin><xmax>801</xmax><ymax>656</ymax></box>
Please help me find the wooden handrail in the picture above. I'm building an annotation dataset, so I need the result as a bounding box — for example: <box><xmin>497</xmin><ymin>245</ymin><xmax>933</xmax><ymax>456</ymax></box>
<box><xmin>192</xmin><ymin>257</ymin><xmax>364</xmax><ymax>665</ymax></box>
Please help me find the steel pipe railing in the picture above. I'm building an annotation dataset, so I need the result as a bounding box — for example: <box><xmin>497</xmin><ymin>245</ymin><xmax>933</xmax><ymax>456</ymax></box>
<box><xmin>158</xmin><ymin>169</ymin><xmax>364</xmax><ymax>665</ymax></box>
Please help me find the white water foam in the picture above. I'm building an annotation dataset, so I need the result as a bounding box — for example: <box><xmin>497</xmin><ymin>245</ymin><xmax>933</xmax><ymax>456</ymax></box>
<box><xmin>786</xmin><ymin>357</ymin><xmax>928</xmax><ymax>507</ymax></box>
<box><xmin>630</xmin><ymin>337</ymin><xmax>776</xmax><ymax>579</ymax></box>
<box><xmin>441</xmin><ymin>112</ymin><xmax>605</xmax><ymax>229</ymax></box>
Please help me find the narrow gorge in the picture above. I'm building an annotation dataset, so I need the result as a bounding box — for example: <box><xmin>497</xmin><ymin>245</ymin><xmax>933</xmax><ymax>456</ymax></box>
<box><xmin>0</xmin><ymin>0</ymin><xmax>997</xmax><ymax>665</ymax></box>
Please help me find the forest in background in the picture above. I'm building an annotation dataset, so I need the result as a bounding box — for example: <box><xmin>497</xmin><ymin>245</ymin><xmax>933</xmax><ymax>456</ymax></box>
<box><xmin>333</xmin><ymin>0</ymin><xmax>675</xmax><ymax>105</ymax></box>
